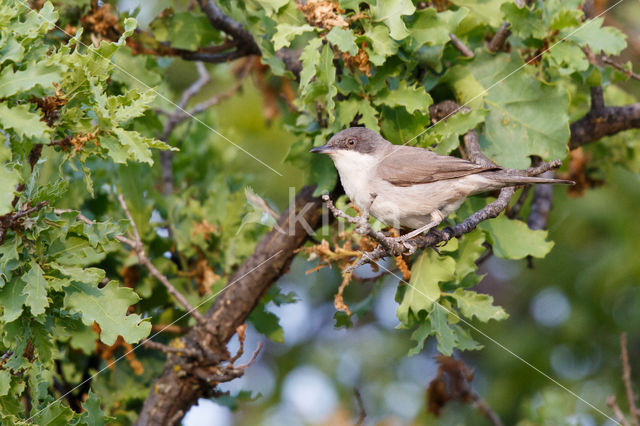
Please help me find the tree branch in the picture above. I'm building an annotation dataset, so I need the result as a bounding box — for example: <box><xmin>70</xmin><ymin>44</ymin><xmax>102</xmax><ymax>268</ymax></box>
<box><xmin>196</xmin><ymin>0</ymin><xmax>260</xmax><ymax>56</ymax></box>
<box><xmin>527</xmin><ymin>170</ymin><xmax>554</xmax><ymax>231</ymax></box>
<box><xmin>116</xmin><ymin>194</ymin><xmax>210</xmax><ymax>328</ymax></box>
<box><xmin>569</xmin><ymin>103</ymin><xmax>640</xmax><ymax>149</ymax></box>
<box><xmin>621</xmin><ymin>333</ymin><xmax>639</xmax><ymax>426</ymax></box>
<box><xmin>135</xmin><ymin>186</ymin><xmax>323</xmax><ymax>425</ymax></box>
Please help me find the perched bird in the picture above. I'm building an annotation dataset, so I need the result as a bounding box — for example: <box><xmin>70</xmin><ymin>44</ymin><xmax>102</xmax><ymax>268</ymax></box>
<box><xmin>310</xmin><ymin>127</ymin><xmax>572</xmax><ymax>242</ymax></box>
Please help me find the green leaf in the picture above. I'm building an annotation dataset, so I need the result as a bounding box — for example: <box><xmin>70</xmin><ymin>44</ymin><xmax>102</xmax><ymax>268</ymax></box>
<box><xmin>451</xmin><ymin>288</ymin><xmax>508</xmax><ymax>322</ymax></box>
<box><xmin>371</xmin><ymin>0</ymin><xmax>416</xmax><ymax>40</ymax></box>
<box><xmin>49</xmin><ymin>236</ymin><xmax>105</xmax><ymax>266</ymax></box>
<box><xmin>336</xmin><ymin>98</ymin><xmax>380</xmax><ymax>132</ymax></box>
<box><xmin>452</xmin><ymin>229</ymin><xmax>486</xmax><ymax>281</ymax></box>
<box><xmin>479</xmin><ymin>214</ymin><xmax>555</xmax><ymax>259</ymax></box>
<box><xmin>78</xmin><ymin>390</ymin><xmax>108</xmax><ymax>426</ymax></box>
<box><xmin>0</xmin><ymin>370</ymin><xmax>11</xmax><ymax>396</ymax></box>
<box><xmin>112</xmin><ymin>128</ymin><xmax>154</xmax><ymax>165</ymax></box>
<box><xmin>51</xmin><ymin>264</ymin><xmax>105</xmax><ymax>284</ymax></box>
<box><xmin>363</xmin><ymin>24</ymin><xmax>397</xmax><ymax>66</ymax></box>
<box><xmin>563</xmin><ymin>17</ymin><xmax>626</xmax><ymax>55</ymax></box>
<box><xmin>409</xmin><ymin>8</ymin><xmax>469</xmax><ymax>47</ymax></box>
<box><xmin>546</xmin><ymin>43</ymin><xmax>589</xmax><ymax>75</ymax></box>
<box><xmin>550</xmin><ymin>9</ymin><xmax>583</xmax><ymax>31</ymax></box>
<box><xmin>0</xmin><ymin>235</ymin><xmax>20</xmax><ymax>274</ymax></box>
<box><xmin>429</xmin><ymin>304</ymin><xmax>457</xmax><ymax>356</ymax></box>
<box><xmin>22</xmin><ymin>262</ymin><xmax>49</xmax><ymax>316</ymax></box>
<box><xmin>0</xmin><ymin>165</ymin><xmax>19</xmax><ymax>215</ymax></box>
<box><xmin>310</xmin><ymin>153</ymin><xmax>337</xmax><ymax>196</ymax></box>
<box><xmin>311</xmin><ymin>43</ymin><xmax>338</xmax><ymax>122</ymax></box>
<box><xmin>0</xmin><ymin>60</ymin><xmax>63</xmax><ymax>97</ymax></box>
<box><xmin>465</xmin><ymin>52</ymin><xmax>570</xmax><ymax>168</ymax></box>
<box><xmin>248</xmin><ymin>303</ymin><xmax>284</xmax><ymax>342</ymax></box>
<box><xmin>407</xmin><ymin>321</ymin><xmax>433</xmax><ymax>356</ymax></box>
<box><xmin>373</xmin><ymin>81</ymin><xmax>433</xmax><ymax>114</ymax></box>
<box><xmin>0</xmin><ymin>102</ymin><xmax>50</xmax><ymax>138</ymax></box>
<box><xmin>0</xmin><ymin>279</ymin><xmax>26</xmax><ymax>322</ymax></box>
<box><xmin>380</xmin><ymin>105</ymin><xmax>431</xmax><ymax>144</ymax></box>
<box><xmin>327</xmin><ymin>27</ymin><xmax>358</xmax><ymax>55</ymax></box>
<box><xmin>150</xmin><ymin>12</ymin><xmax>222</xmax><ymax>51</ymax></box>
<box><xmin>0</xmin><ymin>38</ymin><xmax>25</xmax><ymax>65</ymax></box>
<box><xmin>397</xmin><ymin>251</ymin><xmax>455</xmax><ymax>324</ymax></box>
<box><xmin>272</xmin><ymin>24</ymin><xmax>316</xmax><ymax>50</ymax></box>
<box><xmin>299</xmin><ymin>37</ymin><xmax>323</xmax><ymax>92</ymax></box>
<box><xmin>451</xmin><ymin>0</ymin><xmax>509</xmax><ymax>27</ymax></box>
<box><xmin>64</xmin><ymin>280</ymin><xmax>151</xmax><ymax>345</ymax></box>
<box><xmin>31</xmin><ymin>403</ymin><xmax>74</xmax><ymax>426</ymax></box>
<box><xmin>426</xmin><ymin>108</ymin><xmax>488</xmax><ymax>155</ymax></box>
<box><xmin>255</xmin><ymin>0</ymin><xmax>289</xmax><ymax>14</ymax></box>
<box><xmin>501</xmin><ymin>3</ymin><xmax>546</xmax><ymax>39</ymax></box>
<box><xmin>453</xmin><ymin>324</ymin><xmax>483</xmax><ymax>351</ymax></box>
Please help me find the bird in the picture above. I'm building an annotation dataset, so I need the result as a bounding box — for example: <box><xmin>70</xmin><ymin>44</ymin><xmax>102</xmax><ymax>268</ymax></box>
<box><xmin>310</xmin><ymin>127</ymin><xmax>573</xmax><ymax>242</ymax></box>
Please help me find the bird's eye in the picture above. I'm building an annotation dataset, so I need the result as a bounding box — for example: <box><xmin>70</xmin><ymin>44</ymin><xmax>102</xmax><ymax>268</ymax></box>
<box><xmin>347</xmin><ymin>138</ymin><xmax>356</xmax><ymax>146</ymax></box>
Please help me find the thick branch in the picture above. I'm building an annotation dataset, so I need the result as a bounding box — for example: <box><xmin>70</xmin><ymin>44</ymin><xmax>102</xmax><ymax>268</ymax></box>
<box><xmin>527</xmin><ymin>171</ymin><xmax>553</xmax><ymax>231</ymax></box>
<box><xmin>569</xmin><ymin>103</ymin><xmax>640</xmax><ymax>149</ymax></box>
<box><xmin>135</xmin><ymin>186</ymin><xmax>323</xmax><ymax>425</ymax></box>
<box><xmin>197</xmin><ymin>0</ymin><xmax>260</xmax><ymax>56</ymax></box>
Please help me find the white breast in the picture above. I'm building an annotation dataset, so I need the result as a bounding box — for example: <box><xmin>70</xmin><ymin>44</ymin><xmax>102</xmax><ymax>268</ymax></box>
<box><xmin>330</xmin><ymin>151</ymin><xmax>378</xmax><ymax>207</ymax></box>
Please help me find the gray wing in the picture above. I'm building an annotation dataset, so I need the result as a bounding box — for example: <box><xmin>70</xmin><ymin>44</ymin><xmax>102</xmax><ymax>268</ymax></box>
<box><xmin>377</xmin><ymin>145</ymin><xmax>499</xmax><ymax>187</ymax></box>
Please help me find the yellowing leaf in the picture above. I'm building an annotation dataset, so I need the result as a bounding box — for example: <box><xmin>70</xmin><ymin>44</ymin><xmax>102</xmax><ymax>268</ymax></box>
<box><xmin>64</xmin><ymin>280</ymin><xmax>150</xmax><ymax>345</ymax></box>
<box><xmin>451</xmin><ymin>288</ymin><xmax>508</xmax><ymax>322</ymax></box>
<box><xmin>397</xmin><ymin>251</ymin><xmax>455</xmax><ymax>324</ymax></box>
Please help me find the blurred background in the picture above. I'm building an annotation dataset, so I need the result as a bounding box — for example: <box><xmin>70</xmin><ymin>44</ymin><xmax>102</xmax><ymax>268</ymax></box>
<box><xmin>106</xmin><ymin>0</ymin><xmax>640</xmax><ymax>424</ymax></box>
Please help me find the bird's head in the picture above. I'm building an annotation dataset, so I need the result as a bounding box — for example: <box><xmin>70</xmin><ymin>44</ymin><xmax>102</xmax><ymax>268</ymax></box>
<box><xmin>310</xmin><ymin>127</ymin><xmax>389</xmax><ymax>158</ymax></box>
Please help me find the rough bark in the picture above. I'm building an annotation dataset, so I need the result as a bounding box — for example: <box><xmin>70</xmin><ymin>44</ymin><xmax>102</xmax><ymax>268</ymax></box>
<box><xmin>569</xmin><ymin>103</ymin><xmax>640</xmax><ymax>149</ymax></box>
<box><xmin>135</xmin><ymin>186</ymin><xmax>323</xmax><ymax>425</ymax></box>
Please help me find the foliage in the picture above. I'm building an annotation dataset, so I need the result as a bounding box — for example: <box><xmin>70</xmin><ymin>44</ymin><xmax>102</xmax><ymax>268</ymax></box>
<box><xmin>0</xmin><ymin>0</ymin><xmax>638</xmax><ymax>424</ymax></box>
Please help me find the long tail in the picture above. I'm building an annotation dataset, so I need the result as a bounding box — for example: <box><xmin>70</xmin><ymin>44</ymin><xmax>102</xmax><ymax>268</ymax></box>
<box><xmin>484</xmin><ymin>172</ymin><xmax>574</xmax><ymax>186</ymax></box>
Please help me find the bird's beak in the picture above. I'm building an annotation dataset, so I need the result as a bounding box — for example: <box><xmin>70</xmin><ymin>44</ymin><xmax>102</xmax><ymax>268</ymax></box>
<box><xmin>310</xmin><ymin>144</ymin><xmax>335</xmax><ymax>154</ymax></box>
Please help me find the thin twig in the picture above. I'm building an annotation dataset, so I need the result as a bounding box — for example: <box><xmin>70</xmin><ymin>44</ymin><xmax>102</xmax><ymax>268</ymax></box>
<box><xmin>449</xmin><ymin>33</ymin><xmax>474</xmax><ymax>58</ymax></box>
<box><xmin>608</xmin><ymin>395</ymin><xmax>631</xmax><ymax>426</ymax></box>
<box><xmin>601</xmin><ymin>56</ymin><xmax>640</xmax><ymax>81</ymax></box>
<box><xmin>0</xmin><ymin>201</ymin><xmax>48</xmax><ymax>244</ymax></box>
<box><xmin>116</xmin><ymin>194</ymin><xmax>209</xmax><ymax>327</ymax></box>
<box><xmin>471</xmin><ymin>392</ymin><xmax>504</xmax><ymax>426</ymax></box>
<box><xmin>159</xmin><ymin>59</ymin><xmax>252</xmax><ymax>195</ymax></box>
<box><xmin>621</xmin><ymin>333</ymin><xmax>639</xmax><ymax>426</ymax></box>
<box><xmin>354</xmin><ymin>388</ymin><xmax>366</xmax><ymax>426</ymax></box>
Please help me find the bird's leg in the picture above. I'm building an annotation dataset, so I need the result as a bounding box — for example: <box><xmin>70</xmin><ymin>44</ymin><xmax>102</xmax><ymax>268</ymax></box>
<box><xmin>391</xmin><ymin>210</ymin><xmax>445</xmax><ymax>242</ymax></box>
<box><xmin>354</xmin><ymin>193</ymin><xmax>377</xmax><ymax>234</ymax></box>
